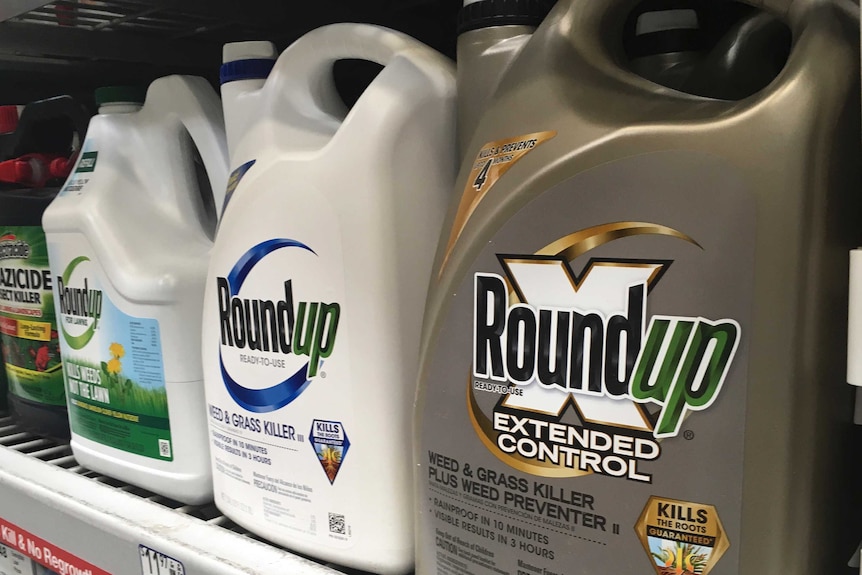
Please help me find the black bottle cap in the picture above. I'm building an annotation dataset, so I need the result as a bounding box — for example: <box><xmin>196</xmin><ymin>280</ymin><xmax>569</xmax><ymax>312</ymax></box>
<box><xmin>457</xmin><ymin>0</ymin><xmax>557</xmax><ymax>35</ymax></box>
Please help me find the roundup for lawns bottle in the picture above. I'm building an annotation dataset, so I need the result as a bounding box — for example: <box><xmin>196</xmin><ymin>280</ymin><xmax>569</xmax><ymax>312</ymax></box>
<box><xmin>0</xmin><ymin>96</ymin><xmax>90</xmax><ymax>438</ymax></box>
<box><xmin>43</xmin><ymin>78</ymin><xmax>228</xmax><ymax>503</ymax></box>
<box><xmin>416</xmin><ymin>0</ymin><xmax>861</xmax><ymax>574</ymax></box>
<box><xmin>203</xmin><ymin>24</ymin><xmax>455</xmax><ymax>574</ymax></box>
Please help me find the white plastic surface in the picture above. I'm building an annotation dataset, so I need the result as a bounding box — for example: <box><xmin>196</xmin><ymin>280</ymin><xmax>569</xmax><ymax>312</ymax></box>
<box><xmin>636</xmin><ymin>9</ymin><xmax>699</xmax><ymax>35</ymax></box>
<box><xmin>223</xmin><ymin>40</ymin><xmax>278</xmax><ymax>63</ymax></box>
<box><xmin>221</xmin><ymin>40</ymin><xmax>278</xmax><ymax>151</ymax></box>
<box><xmin>42</xmin><ymin>75</ymin><xmax>228</xmax><ymax>504</ymax></box>
<box><xmin>848</xmin><ymin>249</ymin><xmax>862</xmax><ymax>386</ymax></box>
<box><xmin>97</xmin><ymin>102</ymin><xmax>142</xmax><ymax>114</ymax></box>
<box><xmin>207</xmin><ymin>23</ymin><xmax>456</xmax><ymax>575</ymax></box>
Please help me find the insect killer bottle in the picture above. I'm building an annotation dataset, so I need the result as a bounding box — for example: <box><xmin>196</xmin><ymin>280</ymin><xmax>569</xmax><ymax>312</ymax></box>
<box><xmin>43</xmin><ymin>79</ymin><xmax>228</xmax><ymax>503</ymax></box>
<box><xmin>203</xmin><ymin>24</ymin><xmax>455</xmax><ymax>574</ymax></box>
<box><xmin>415</xmin><ymin>0</ymin><xmax>862</xmax><ymax>574</ymax></box>
<box><xmin>0</xmin><ymin>95</ymin><xmax>90</xmax><ymax>439</ymax></box>
<box><xmin>0</xmin><ymin>189</ymin><xmax>69</xmax><ymax>437</ymax></box>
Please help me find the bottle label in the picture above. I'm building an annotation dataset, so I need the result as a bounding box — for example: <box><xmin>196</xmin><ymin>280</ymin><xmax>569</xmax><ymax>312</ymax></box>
<box><xmin>205</xmin><ymin>167</ymin><xmax>357</xmax><ymax>549</ymax></box>
<box><xmin>59</xmin><ymin>147</ymin><xmax>97</xmax><ymax>197</ymax></box>
<box><xmin>441</xmin><ymin>131</ymin><xmax>556</xmax><ymax>274</ymax></box>
<box><xmin>0</xmin><ymin>226</ymin><xmax>65</xmax><ymax>407</ymax></box>
<box><xmin>50</xmin><ymin>237</ymin><xmax>172</xmax><ymax>460</ymax></box>
<box><xmin>222</xmin><ymin>159</ymin><xmax>256</xmax><ymax>214</ymax></box>
<box><xmin>418</xmin><ymin>150</ymin><xmax>754</xmax><ymax>575</ymax></box>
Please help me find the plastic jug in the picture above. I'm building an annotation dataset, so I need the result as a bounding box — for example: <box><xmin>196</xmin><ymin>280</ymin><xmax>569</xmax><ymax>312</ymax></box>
<box><xmin>43</xmin><ymin>78</ymin><xmax>228</xmax><ymax>504</ymax></box>
<box><xmin>416</xmin><ymin>1</ymin><xmax>861</xmax><ymax>575</ymax></box>
<box><xmin>204</xmin><ymin>24</ymin><xmax>455</xmax><ymax>574</ymax></box>
<box><xmin>1</xmin><ymin>189</ymin><xmax>70</xmax><ymax>437</ymax></box>
<box><xmin>0</xmin><ymin>95</ymin><xmax>90</xmax><ymax>439</ymax></box>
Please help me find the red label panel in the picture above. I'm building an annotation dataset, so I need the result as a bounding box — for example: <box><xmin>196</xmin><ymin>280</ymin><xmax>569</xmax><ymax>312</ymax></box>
<box><xmin>0</xmin><ymin>516</ymin><xmax>111</xmax><ymax>575</ymax></box>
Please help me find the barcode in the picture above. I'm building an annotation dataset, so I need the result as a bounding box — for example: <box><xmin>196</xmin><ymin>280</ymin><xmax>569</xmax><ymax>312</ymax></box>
<box><xmin>328</xmin><ymin>513</ymin><xmax>346</xmax><ymax>535</ymax></box>
<box><xmin>158</xmin><ymin>439</ymin><xmax>171</xmax><ymax>458</ymax></box>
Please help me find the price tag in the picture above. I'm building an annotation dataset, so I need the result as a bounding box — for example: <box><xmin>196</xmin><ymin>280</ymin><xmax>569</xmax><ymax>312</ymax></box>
<box><xmin>0</xmin><ymin>542</ymin><xmax>34</xmax><ymax>575</ymax></box>
<box><xmin>139</xmin><ymin>545</ymin><xmax>185</xmax><ymax>575</ymax></box>
<box><xmin>0</xmin><ymin>517</ymin><xmax>109</xmax><ymax>575</ymax></box>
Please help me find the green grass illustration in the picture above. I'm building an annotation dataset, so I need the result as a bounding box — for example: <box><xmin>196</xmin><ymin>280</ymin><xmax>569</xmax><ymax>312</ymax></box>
<box><xmin>66</xmin><ymin>357</ymin><xmax>168</xmax><ymax>418</ymax></box>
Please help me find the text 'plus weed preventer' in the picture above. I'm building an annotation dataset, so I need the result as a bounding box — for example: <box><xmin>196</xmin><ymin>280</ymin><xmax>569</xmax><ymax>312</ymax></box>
<box><xmin>43</xmin><ymin>79</ymin><xmax>228</xmax><ymax>504</ymax></box>
<box><xmin>203</xmin><ymin>24</ymin><xmax>455</xmax><ymax>574</ymax></box>
<box><xmin>415</xmin><ymin>0</ymin><xmax>862</xmax><ymax>574</ymax></box>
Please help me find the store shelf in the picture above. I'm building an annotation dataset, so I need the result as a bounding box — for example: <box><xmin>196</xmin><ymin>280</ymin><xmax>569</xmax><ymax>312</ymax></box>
<box><xmin>0</xmin><ymin>0</ymin><xmax>51</xmax><ymax>22</ymax></box>
<box><xmin>0</xmin><ymin>415</ymin><xmax>353</xmax><ymax>575</ymax></box>
<box><xmin>0</xmin><ymin>0</ymin><xmax>285</xmax><ymax>68</ymax></box>
<box><xmin>0</xmin><ymin>0</ymin><xmax>459</xmax><ymax>67</ymax></box>
<box><xmin>0</xmin><ymin>0</ymin><xmax>459</xmax><ymax>109</ymax></box>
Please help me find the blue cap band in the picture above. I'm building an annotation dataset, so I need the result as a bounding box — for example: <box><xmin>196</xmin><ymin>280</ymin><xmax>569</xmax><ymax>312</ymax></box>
<box><xmin>220</xmin><ymin>59</ymin><xmax>276</xmax><ymax>85</ymax></box>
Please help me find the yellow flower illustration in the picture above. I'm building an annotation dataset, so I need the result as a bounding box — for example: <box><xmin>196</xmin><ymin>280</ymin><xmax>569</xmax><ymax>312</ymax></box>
<box><xmin>106</xmin><ymin>358</ymin><xmax>122</xmax><ymax>375</ymax></box>
<box><xmin>109</xmin><ymin>342</ymin><xmax>125</xmax><ymax>359</ymax></box>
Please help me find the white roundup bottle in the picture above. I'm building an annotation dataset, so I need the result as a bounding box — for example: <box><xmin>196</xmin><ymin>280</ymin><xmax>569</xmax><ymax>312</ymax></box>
<box><xmin>43</xmin><ymin>78</ymin><xmax>228</xmax><ymax>504</ymax></box>
<box><xmin>203</xmin><ymin>24</ymin><xmax>456</xmax><ymax>574</ymax></box>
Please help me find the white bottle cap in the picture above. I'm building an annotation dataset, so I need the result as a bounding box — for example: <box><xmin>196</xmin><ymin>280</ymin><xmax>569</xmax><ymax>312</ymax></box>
<box><xmin>222</xmin><ymin>41</ymin><xmax>278</xmax><ymax>64</ymax></box>
<box><xmin>636</xmin><ymin>9</ymin><xmax>699</xmax><ymax>35</ymax></box>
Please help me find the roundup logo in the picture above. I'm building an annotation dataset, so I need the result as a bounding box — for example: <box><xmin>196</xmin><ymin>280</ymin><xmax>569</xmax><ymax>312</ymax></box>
<box><xmin>57</xmin><ymin>257</ymin><xmax>103</xmax><ymax>350</ymax></box>
<box><xmin>217</xmin><ymin>238</ymin><xmax>340</xmax><ymax>413</ymax></box>
<box><xmin>0</xmin><ymin>234</ymin><xmax>30</xmax><ymax>260</ymax></box>
<box><xmin>468</xmin><ymin>222</ymin><xmax>740</xmax><ymax>483</ymax></box>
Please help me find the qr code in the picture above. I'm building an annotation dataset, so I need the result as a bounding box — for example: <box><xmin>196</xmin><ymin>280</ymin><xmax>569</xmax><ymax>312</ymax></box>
<box><xmin>328</xmin><ymin>513</ymin><xmax>346</xmax><ymax>535</ymax></box>
<box><xmin>158</xmin><ymin>439</ymin><xmax>172</xmax><ymax>458</ymax></box>
<box><xmin>166</xmin><ymin>558</ymin><xmax>184</xmax><ymax>575</ymax></box>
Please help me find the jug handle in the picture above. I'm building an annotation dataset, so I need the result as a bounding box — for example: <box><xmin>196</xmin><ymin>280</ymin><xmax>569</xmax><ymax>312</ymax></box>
<box><xmin>145</xmin><ymin>75</ymin><xmax>230</xmax><ymax>221</ymax></box>
<box><xmin>271</xmin><ymin>23</ymin><xmax>444</xmax><ymax>122</ymax></box>
<box><xmin>604</xmin><ymin>0</ymin><xmax>853</xmax><ymax>41</ymax></box>
<box><xmin>747</xmin><ymin>0</ymin><xmax>860</xmax><ymax>27</ymax></box>
<box><xmin>11</xmin><ymin>95</ymin><xmax>91</xmax><ymax>159</ymax></box>
<box><xmin>650</xmin><ymin>0</ymin><xmax>855</xmax><ymax>32</ymax></box>
<box><xmin>744</xmin><ymin>0</ymin><xmax>793</xmax><ymax>18</ymax></box>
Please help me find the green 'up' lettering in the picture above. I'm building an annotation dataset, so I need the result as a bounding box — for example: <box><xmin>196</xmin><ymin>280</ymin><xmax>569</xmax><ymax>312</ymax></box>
<box><xmin>631</xmin><ymin>317</ymin><xmax>740</xmax><ymax>438</ymax></box>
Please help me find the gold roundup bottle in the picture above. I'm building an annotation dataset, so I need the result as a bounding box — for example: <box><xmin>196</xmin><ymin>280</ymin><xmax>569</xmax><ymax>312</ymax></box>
<box><xmin>415</xmin><ymin>0</ymin><xmax>862</xmax><ymax>573</ymax></box>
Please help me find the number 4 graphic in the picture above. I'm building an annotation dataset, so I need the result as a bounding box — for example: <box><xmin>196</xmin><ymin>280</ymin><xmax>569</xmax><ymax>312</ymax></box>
<box><xmin>473</xmin><ymin>159</ymin><xmax>492</xmax><ymax>191</ymax></box>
